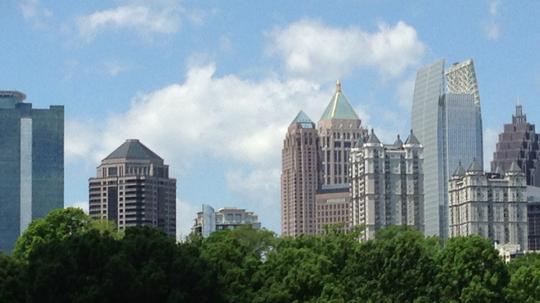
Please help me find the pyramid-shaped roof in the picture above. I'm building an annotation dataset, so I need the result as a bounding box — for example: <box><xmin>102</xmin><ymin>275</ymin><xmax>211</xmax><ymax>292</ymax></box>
<box><xmin>291</xmin><ymin>110</ymin><xmax>313</xmax><ymax>124</ymax></box>
<box><xmin>320</xmin><ymin>81</ymin><xmax>359</xmax><ymax>121</ymax></box>
<box><xmin>104</xmin><ymin>139</ymin><xmax>163</xmax><ymax>161</ymax></box>
<box><xmin>366</xmin><ymin>129</ymin><xmax>381</xmax><ymax>144</ymax></box>
<box><xmin>404</xmin><ymin>129</ymin><xmax>421</xmax><ymax>145</ymax></box>
<box><xmin>452</xmin><ymin>162</ymin><xmax>466</xmax><ymax>177</ymax></box>
<box><xmin>467</xmin><ymin>158</ymin><xmax>483</xmax><ymax>172</ymax></box>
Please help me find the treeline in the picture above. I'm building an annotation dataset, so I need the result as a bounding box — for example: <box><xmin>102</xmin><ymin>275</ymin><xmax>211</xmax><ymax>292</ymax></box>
<box><xmin>1</xmin><ymin>208</ymin><xmax>540</xmax><ymax>303</ymax></box>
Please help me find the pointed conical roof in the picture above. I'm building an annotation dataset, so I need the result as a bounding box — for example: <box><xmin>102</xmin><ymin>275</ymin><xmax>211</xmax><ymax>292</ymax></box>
<box><xmin>104</xmin><ymin>139</ymin><xmax>163</xmax><ymax>161</ymax></box>
<box><xmin>366</xmin><ymin>129</ymin><xmax>381</xmax><ymax>144</ymax></box>
<box><xmin>467</xmin><ymin>158</ymin><xmax>483</xmax><ymax>172</ymax></box>
<box><xmin>508</xmin><ymin>161</ymin><xmax>522</xmax><ymax>173</ymax></box>
<box><xmin>452</xmin><ymin>161</ymin><xmax>466</xmax><ymax>177</ymax></box>
<box><xmin>393</xmin><ymin>134</ymin><xmax>403</xmax><ymax>148</ymax></box>
<box><xmin>291</xmin><ymin>110</ymin><xmax>313</xmax><ymax>124</ymax></box>
<box><xmin>320</xmin><ymin>81</ymin><xmax>359</xmax><ymax>121</ymax></box>
<box><xmin>404</xmin><ymin>129</ymin><xmax>421</xmax><ymax>145</ymax></box>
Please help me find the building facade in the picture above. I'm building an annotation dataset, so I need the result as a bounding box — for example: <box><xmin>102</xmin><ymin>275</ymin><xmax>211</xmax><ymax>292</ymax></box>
<box><xmin>88</xmin><ymin>139</ymin><xmax>176</xmax><ymax>237</ymax></box>
<box><xmin>350</xmin><ymin>130</ymin><xmax>424</xmax><ymax>240</ymax></box>
<box><xmin>527</xmin><ymin>186</ymin><xmax>540</xmax><ymax>251</ymax></box>
<box><xmin>491</xmin><ymin>105</ymin><xmax>540</xmax><ymax>186</ymax></box>
<box><xmin>192</xmin><ymin>204</ymin><xmax>261</xmax><ymax>237</ymax></box>
<box><xmin>0</xmin><ymin>91</ymin><xmax>64</xmax><ymax>252</ymax></box>
<box><xmin>281</xmin><ymin>82</ymin><xmax>367</xmax><ymax>236</ymax></box>
<box><xmin>411</xmin><ymin>59</ymin><xmax>483</xmax><ymax>239</ymax></box>
<box><xmin>449</xmin><ymin>161</ymin><xmax>528</xmax><ymax>251</ymax></box>
<box><xmin>281</xmin><ymin>111</ymin><xmax>319</xmax><ymax>236</ymax></box>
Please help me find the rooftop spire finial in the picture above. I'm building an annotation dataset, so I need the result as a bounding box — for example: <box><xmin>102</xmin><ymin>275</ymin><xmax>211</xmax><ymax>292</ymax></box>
<box><xmin>336</xmin><ymin>80</ymin><xmax>342</xmax><ymax>93</ymax></box>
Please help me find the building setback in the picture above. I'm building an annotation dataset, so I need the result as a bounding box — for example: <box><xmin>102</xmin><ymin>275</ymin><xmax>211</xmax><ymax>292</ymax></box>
<box><xmin>411</xmin><ymin>59</ymin><xmax>483</xmax><ymax>239</ymax></box>
<box><xmin>89</xmin><ymin>139</ymin><xmax>176</xmax><ymax>237</ymax></box>
<box><xmin>192</xmin><ymin>204</ymin><xmax>261</xmax><ymax>237</ymax></box>
<box><xmin>350</xmin><ymin>130</ymin><xmax>424</xmax><ymax>240</ymax></box>
<box><xmin>527</xmin><ymin>186</ymin><xmax>540</xmax><ymax>251</ymax></box>
<box><xmin>491</xmin><ymin>105</ymin><xmax>540</xmax><ymax>186</ymax></box>
<box><xmin>449</xmin><ymin>161</ymin><xmax>528</xmax><ymax>251</ymax></box>
<box><xmin>0</xmin><ymin>91</ymin><xmax>64</xmax><ymax>253</ymax></box>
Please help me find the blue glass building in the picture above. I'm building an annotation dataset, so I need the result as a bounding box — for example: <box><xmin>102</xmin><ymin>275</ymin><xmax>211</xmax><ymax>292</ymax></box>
<box><xmin>0</xmin><ymin>91</ymin><xmax>64</xmax><ymax>252</ymax></box>
<box><xmin>411</xmin><ymin>60</ymin><xmax>483</xmax><ymax>239</ymax></box>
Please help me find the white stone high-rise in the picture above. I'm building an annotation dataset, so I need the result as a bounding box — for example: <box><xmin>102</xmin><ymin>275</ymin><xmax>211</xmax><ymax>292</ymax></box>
<box><xmin>449</xmin><ymin>161</ymin><xmax>528</xmax><ymax>251</ymax></box>
<box><xmin>350</xmin><ymin>129</ymin><xmax>424</xmax><ymax>240</ymax></box>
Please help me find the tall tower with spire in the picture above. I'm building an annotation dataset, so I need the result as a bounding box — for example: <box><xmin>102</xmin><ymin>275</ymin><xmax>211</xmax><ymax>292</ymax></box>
<box><xmin>318</xmin><ymin>81</ymin><xmax>368</xmax><ymax>189</ymax></box>
<box><xmin>281</xmin><ymin>111</ymin><xmax>319</xmax><ymax>236</ymax></box>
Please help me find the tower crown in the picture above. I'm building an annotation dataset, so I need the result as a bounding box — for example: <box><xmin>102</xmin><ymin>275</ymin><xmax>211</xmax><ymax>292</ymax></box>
<box><xmin>320</xmin><ymin>81</ymin><xmax>359</xmax><ymax>121</ymax></box>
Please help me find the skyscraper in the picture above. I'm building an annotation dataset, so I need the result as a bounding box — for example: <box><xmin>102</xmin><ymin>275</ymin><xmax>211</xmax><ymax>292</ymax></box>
<box><xmin>411</xmin><ymin>59</ymin><xmax>483</xmax><ymax>239</ymax></box>
<box><xmin>89</xmin><ymin>139</ymin><xmax>176</xmax><ymax>237</ymax></box>
<box><xmin>350</xmin><ymin>130</ymin><xmax>424</xmax><ymax>240</ymax></box>
<box><xmin>0</xmin><ymin>91</ymin><xmax>64</xmax><ymax>252</ymax></box>
<box><xmin>281</xmin><ymin>111</ymin><xmax>319</xmax><ymax>236</ymax></box>
<box><xmin>491</xmin><ymin>105</ymin><xmax>540</xmax><ymax>186</ymax></box>
<box><xmin>281</xmin><ymin>82</ymin><xmax>368</xmax><ymax>236</ymax></box>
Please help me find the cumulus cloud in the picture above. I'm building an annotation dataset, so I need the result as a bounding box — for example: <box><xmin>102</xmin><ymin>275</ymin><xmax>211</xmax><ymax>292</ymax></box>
<box><xmin>77</xmin><ymin>1</ymin><xmax>184</xmax><ymax>41</ymax></box>
<box><xmin>268</xmin><ymin>20</ymin><xmax>425</xmax><ymax>81</ymax></box>
<box><xmin>66</xmin><ymin>201</ymin><xmax>89</xmax><ymax>213</ymax></box>
<box><xmin>177</xmin><ymin>199</ymin><xmax>198</xmax><ymax>241</ymax></box>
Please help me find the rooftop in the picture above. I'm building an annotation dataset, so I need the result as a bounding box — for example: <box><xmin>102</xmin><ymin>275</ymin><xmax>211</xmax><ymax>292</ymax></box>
<box><xmin>320</xmin><ymin>81</ymin><xmax>359</xmax><ymax>121</ymax></box>
<box><xmin>104</xmin><ymin>139</ymin><xmax>163</xmax><ymax>161</ymax></box>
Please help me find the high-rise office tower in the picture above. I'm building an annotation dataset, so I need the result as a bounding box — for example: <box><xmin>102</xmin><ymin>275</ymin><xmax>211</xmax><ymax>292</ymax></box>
<box><xmin>89</xmin><ymin>139</ymin><xmax>176</xmax><ymax>237</ymax></box>
<box><xmin>491</xmin><ymin>105</ymin><xmax>540</xmax><ymax>186</ymax></box>
<box><xmin>411</xmin><ymin>59</ymin><xmax>483</xmax><ymax>239</ymax></box>
<box><xmin>318</xmin><ymin>81</ymin><xmax>368</xmax><ymax>188</ymax></box>
<box><xmin>281</xmin><ymin>111</ymin><xmax>319</xmax><ymax>236</ymax></box>
<box><xmin>350</xmin><ymin>130</ymin><xmax>424</xmax><ymax>240</ymax></box>
<box><xmin>449</xmin><ymin>161</ymin><xmax>528</xmax><ymax>251</ymax></box>
<box><xmin>0</xmin><ymin>91</ymin><xmax>64</xmax><ymax>252</ymax></box>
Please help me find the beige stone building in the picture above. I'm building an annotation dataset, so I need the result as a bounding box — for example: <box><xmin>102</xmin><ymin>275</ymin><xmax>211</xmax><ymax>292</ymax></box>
<box><xmin>350</xmin><ymin>130</ymin><xmax>424</xmax><ymax>240</ymax></box>
<box><xmin>89</xmin><ymin>139</ymin><xmax>176</xmax><ymax>237</ymax></box>
<box><xmin>449</xmin><ymin>161</ymin><xmax>528</xmax><ymax>250</ymax></box>
<box><xmin>192</xmin><ymin>204</ymin><xmax>261</xmax><ymax>237</ymax></box>
<box><xmin>315</xmin><ymin>189</ymin><xmax>350</xmax><ymax>233</ymax></box>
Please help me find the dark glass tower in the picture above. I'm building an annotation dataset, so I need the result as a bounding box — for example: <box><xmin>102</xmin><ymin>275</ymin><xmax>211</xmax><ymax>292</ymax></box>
<box><xmin>491</xmin><ymin>105</ymin><xmax>540</xmax><ymax>186</ymax></box>
<box><xmin>0</xmin><ymin>91</ymin><xmax>64</xmax><ymax>252</ymax></box>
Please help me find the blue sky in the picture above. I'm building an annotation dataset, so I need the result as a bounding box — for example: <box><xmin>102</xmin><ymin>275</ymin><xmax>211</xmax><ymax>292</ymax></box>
<box><xmin>2</xmin><ymin>0</ymin><xmax>540</xmax><ymax>237</ymax></box>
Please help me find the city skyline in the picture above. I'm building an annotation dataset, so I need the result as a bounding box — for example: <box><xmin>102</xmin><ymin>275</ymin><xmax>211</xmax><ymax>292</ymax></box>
<box><xmin>3</xmin><ymin>1</ymin><xmax>540</xmax><ymax>237</ymax></box>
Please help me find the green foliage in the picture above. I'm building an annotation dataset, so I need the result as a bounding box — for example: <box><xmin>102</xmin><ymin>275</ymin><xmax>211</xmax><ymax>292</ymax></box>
<box><xmin>0</xmin><ymin>253</ymin><xmax>25</xmax><ymax>303</ymax></box>
<box><xmin>505</xmin><ymin>253</ymin><xmax>540</xmax><ymax>302</ymax></box>
<box><xmin>436</xmin><ymin>236</ymin><xmax>509</xmax><ymax>302</ymax></box>
<box><xmin>6</xmin><ymin>208</ymin><xmax>540</xmax><ymax>302</ymax></box>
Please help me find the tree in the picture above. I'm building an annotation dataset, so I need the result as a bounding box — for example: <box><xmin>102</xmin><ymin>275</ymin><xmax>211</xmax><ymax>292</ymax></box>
<box><xmin>436</xmin><ymin>236</ymin><xmax>509</xmax><ymax>302</ymax></box>
<box><xmin>13</xmin><ymin>208</ymin><xmax>93</xmax><ymax>261</ymax></box>
<box><xmin>0</xmin><ymin>253</ymin><xmax>25</xmax><ymax>303</ymax></box>
<box><xmin>505</xmin><ymin>253</ymin><xmax>540</xmax><ymax>302</ymax></box>
<box><xmin>200</xmin><ymin>226</ymin><xmax>276</xmax><ymax>303</ymax></box>
<box><xmin>343</xmin><ymin>226</ymin><xmax>440</xmax><ymax>302</ymax></box>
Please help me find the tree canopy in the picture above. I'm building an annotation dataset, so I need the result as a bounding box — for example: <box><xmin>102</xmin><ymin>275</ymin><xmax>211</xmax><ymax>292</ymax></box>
<box><xmin>1</xmin><ymin>208</ymin><xmax>539</xmax><ymax>302</ymax></box>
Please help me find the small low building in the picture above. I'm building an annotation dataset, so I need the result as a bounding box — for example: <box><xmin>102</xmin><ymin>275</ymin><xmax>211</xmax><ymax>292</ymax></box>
<box><xmin>192</xmin><ymin>204</ymin><xmax>261</xmax><ymax>237</ymax></box>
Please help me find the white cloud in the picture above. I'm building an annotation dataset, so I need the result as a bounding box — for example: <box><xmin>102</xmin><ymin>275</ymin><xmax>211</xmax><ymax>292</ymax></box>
<box><xmin>77</xmin><ymin>1</ymin><xmax>184</xmax><ymax>41</ymax></box>
<box><xmin>484</xmin><ymin>127</ymin><xmax>500</xmax><ymax>169</ymax></box>
<box><xmin>19</xmin><ymin>0</ymin><xmax>53</xmax><ymax>29</ymax></box>
<box><xmin>268</xmin><ymin>20</ymin><xmax>425</xmax><ymax>81</ymax></box>
<box><xmin>225</xmin><ymin>168</ymin><xmax>280</xmax><ymax>207</ymax></box>
<box><xmin>485</xmin><ymin>0</ymin><xmax>501</xmax><ymax>41</ymax></box>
